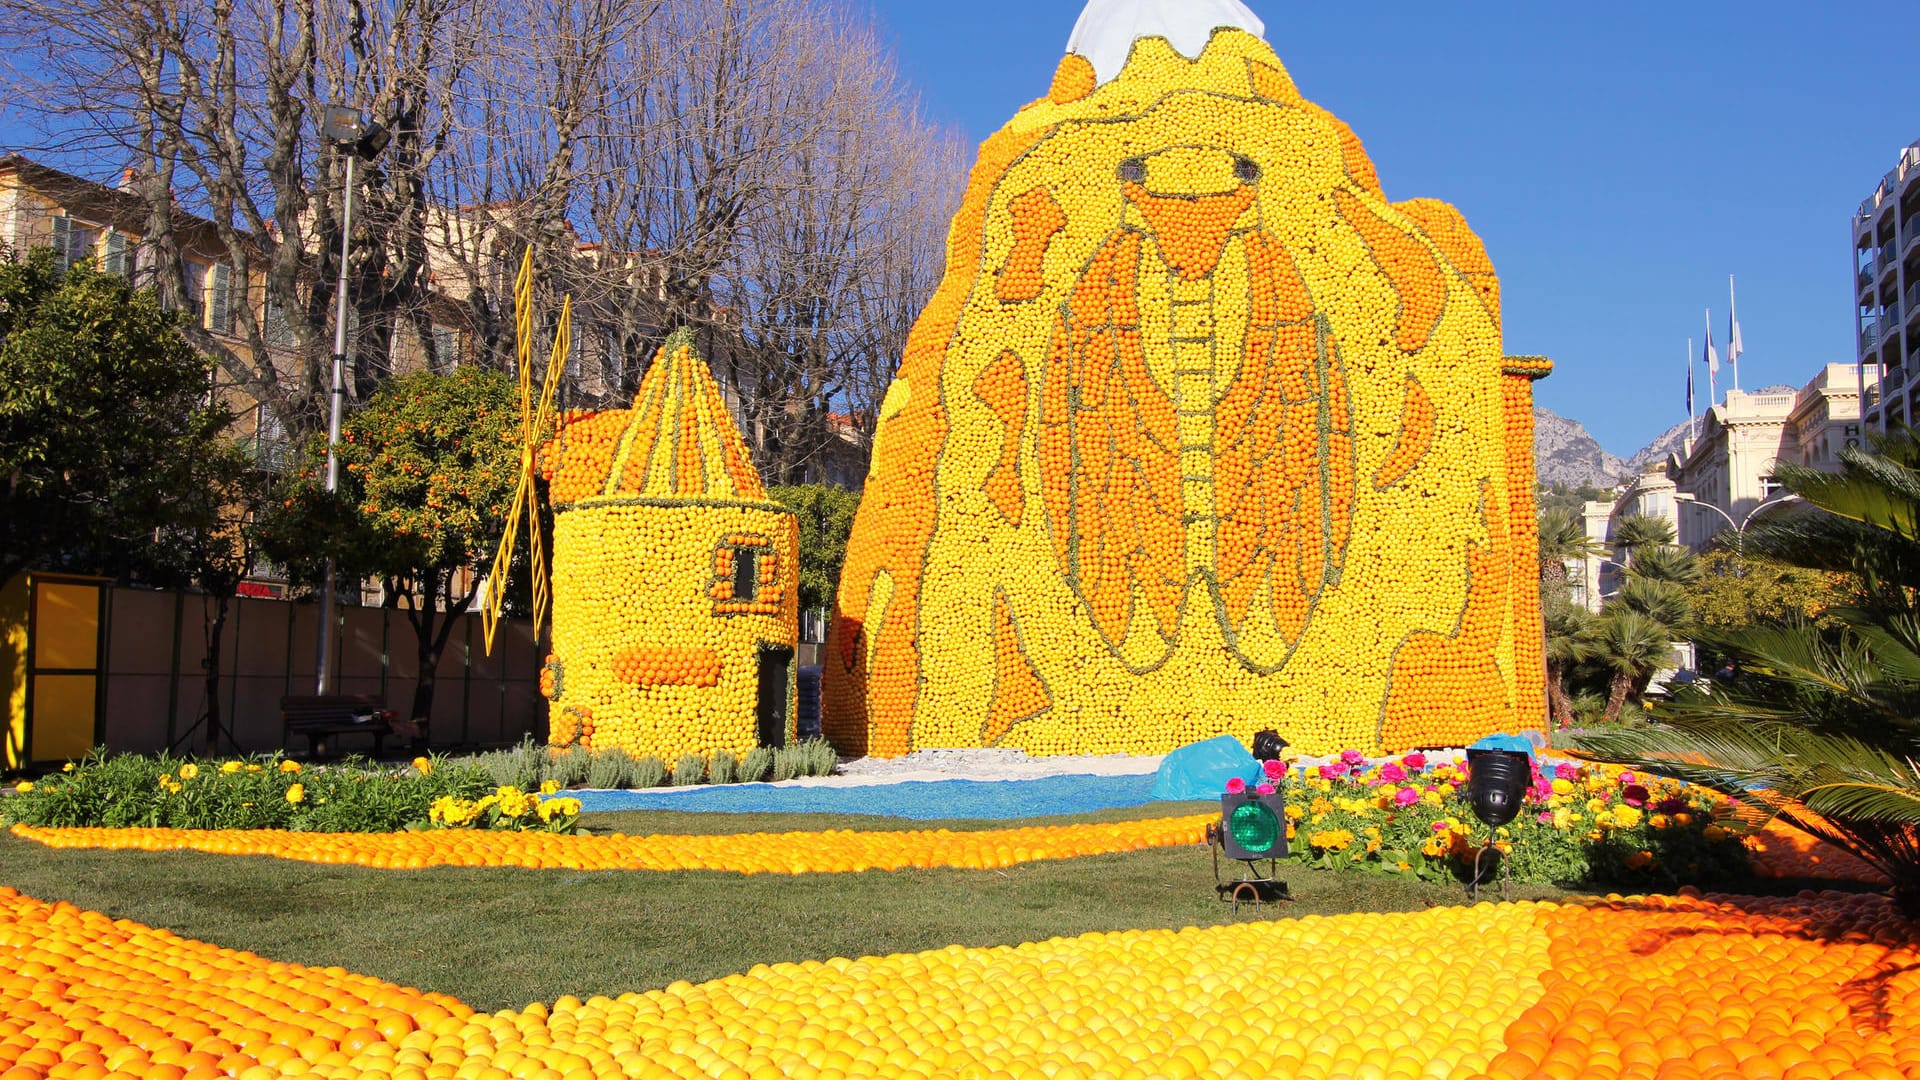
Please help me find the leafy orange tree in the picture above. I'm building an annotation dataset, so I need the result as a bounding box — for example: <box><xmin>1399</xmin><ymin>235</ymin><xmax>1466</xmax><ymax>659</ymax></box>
<box><xmin>262</xmin><ymin>367</ymin><xmax>526</xmax><ymax>728</ymax></box>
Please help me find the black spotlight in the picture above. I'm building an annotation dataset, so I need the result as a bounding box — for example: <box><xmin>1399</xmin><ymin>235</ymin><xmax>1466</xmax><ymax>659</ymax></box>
<box><xmin>1251</xmin><ymin>729</ymin><xmax>1289</xmax><ymax>762</ymax></box>
<box><xmin>1464</xmin><ymin>748</ymin><xmax>1532</xmax><ymax>900</ymax></box>
<box><xmin>1205</xmin><ymin>786</ymin><xmax>1290</xmax><ymax>909</ymax></box>
<box><xmin>1465</xmin><ymin>748</ymin><xmax>1531</xmax><ymax>828</ymax></box>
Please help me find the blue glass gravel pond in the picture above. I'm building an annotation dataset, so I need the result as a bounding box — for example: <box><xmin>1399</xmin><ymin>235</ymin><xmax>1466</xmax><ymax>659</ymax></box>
<box><xmin>572</xmin><ymin>772</ymin><xmax>1160</xmax><ymax>820</ymax></box>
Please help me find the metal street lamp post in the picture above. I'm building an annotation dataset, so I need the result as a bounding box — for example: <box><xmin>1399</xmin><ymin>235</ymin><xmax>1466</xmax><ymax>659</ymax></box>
<box><xmin>313</xmin><ymin>105</ymin><xmax>389</xmax><ymax>695</ymax></box>
<box><xmin>1673</xmin><ymin>491</ymin><xmax>1802</xmax><ymax>561</ymax></box>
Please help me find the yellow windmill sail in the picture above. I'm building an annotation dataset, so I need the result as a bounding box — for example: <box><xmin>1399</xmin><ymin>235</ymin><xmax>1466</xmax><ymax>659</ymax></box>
<box><xmin>481</xmin><ymin>249</ymin><xmax>571</xmax><ymax>654</ymax></box>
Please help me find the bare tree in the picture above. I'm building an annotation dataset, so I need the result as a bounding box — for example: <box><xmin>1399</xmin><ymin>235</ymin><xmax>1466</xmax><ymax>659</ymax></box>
<box><xmin>3</xmin><ymin>0</ymin><xmax>962</xmax><ymax>478</ymax></box>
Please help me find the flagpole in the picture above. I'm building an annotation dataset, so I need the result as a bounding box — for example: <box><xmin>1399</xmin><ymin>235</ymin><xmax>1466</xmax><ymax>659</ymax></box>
<box><xmin>1705</xmin><ymin>310</ymin><xmax>1718</xmax><ymax>407</ymax></box>
<box><xmin>1728</xmin><ymin>275</ymin><xmax>1741</xmax><ymax>392</ymax></box>
<box><xmin>1687</xmin><ymin>337</ymin><xmax>1697</xmax><ymax>440</ymax></box>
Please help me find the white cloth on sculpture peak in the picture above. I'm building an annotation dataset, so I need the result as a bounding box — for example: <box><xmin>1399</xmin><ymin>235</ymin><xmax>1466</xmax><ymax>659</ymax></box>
<box><xmin>1065</xmin><ymin>0</ymin><xmax>1267</xmax><ymax>87</ymax></box>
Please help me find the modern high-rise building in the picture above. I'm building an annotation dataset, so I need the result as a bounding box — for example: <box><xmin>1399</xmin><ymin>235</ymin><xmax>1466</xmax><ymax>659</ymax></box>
<box><xmin>1854</xmin><ymin>138</ymin><xmax>1920</xmax><ymax>429</ymax></box>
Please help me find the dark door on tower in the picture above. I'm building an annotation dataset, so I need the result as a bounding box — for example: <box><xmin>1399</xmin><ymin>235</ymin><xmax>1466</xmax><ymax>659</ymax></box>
<box><xmin>756</xmin><ymin>646</ymin><xmax>793</xmax><ymax>748</ymax></box>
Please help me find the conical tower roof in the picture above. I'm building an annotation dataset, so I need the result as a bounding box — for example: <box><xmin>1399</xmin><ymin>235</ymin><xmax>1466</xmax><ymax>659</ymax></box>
<box><xmin>542</xmin><ymin>328</ymin><xmax>770</xmax><ymax>508</ymax></box>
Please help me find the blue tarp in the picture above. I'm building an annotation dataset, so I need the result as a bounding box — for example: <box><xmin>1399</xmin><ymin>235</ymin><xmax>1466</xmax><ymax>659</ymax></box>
<box><xmin>572</xmin><ymin>772</ymin><xmax>1162</xmax><ymax>820</ymax></box>
<box><xmin>1148</xmin><ymin>735</ymin><xmax>1260</xmax><ymax>801</ymax></box>
<box><xmin>1469</xmin><ymin>733</ymin><xmax>1539</xmax><ymax>758</ymax></box>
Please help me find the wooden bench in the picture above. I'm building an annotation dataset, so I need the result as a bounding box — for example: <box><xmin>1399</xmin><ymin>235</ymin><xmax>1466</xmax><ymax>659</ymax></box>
<box><xmin>281</xmin><ymin>695</ymin><xmax>404</xmax><ymax>759</ymax></box>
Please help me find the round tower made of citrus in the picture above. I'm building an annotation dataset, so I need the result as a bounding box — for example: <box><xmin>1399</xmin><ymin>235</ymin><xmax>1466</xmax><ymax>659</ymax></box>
<box><xmin>540</xmin><ymin>329</ymin><xmax>799</xmax><ymax>763</ymax></box>
<box><xmin>824</xmin><ymin>1</ymin><xmax>1548</xmax><ymax>758</ymax></box>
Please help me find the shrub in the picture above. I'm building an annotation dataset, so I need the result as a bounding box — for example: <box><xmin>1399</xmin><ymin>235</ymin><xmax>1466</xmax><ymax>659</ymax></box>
<box><xmin>1</xmin><ymin>750</ymin><xmax>493</xmax><ymax>832</ymax></box>
<box><xmin>630</xmin><ymin>756</ymin><xmax>667</xmax><ymax>789</ymax></box>
<box><xmin>671</xmin><ymin>754</ymin><xmax>706</xmax><ymax>786</ymax></box>
<box><xmin>541</xmin><ymin>747</ymin><xmax>591</xmax><ymax>788</ymax></box>
<box><xmin>471</xmin><ymin>739</ymin><xmax>542</xmax><ymax>791</ymax></box>
<box><xmin>709</xmin><ymin>750</ymin><xmax>738</xmax><ymax>786</ymax></box>
<box><xmin>585</xmin><ymin>750</ymin><xmax>635</xmax><ymax>790</ymax></box>
<box><xmin>739</xmin><ymin>748</ymin><xmax>773</xmax><ymax>784</ymax></box>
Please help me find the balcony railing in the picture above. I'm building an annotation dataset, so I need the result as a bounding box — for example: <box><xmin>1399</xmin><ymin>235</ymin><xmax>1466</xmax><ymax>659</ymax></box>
<box><xmin>1907</xmin><ymin>280</ymin><xmax>1920</xmax><ymax>318</ymax></box>
<box><xmin>1887</xmin><ymin>365</ymin><xmax>1910</xmax><ymax>393</ymax></box>
<box><xmin>1864</xmin><ymin>319</ymin><xmax>1884</xmax><ymax>349</ymax></box>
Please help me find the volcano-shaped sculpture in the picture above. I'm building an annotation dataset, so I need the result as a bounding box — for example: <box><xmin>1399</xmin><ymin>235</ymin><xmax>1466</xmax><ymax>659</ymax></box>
<box><xmin>824</xmin><ymin>8</ymin><xmax>1547</xmax><ymax>757</ymax></box>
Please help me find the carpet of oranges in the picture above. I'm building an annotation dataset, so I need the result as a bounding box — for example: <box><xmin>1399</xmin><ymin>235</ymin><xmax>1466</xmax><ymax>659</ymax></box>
<box><xmin>536</xmin><ymin>329</ymin><xmax>800</xmax><ymax>764</ymax></box>
<box><xmin>7</xmin><ymin>883</ymin><xmax>1920</xmax><ymax>1080</ymax></box>
<box><xmin>1747</xmin><ymin>821</ymin><xmax>1890</xmax><ymax>886</ymax></box>
<box><xmin>824</xmin><ymin>28</ymin><xmax>1546</xmax><ymax>761</ymax></box>
<box><xmin>7</xmin><ymin>816</ymin><xmax>1211</xmax><ymax>875</ymax></box>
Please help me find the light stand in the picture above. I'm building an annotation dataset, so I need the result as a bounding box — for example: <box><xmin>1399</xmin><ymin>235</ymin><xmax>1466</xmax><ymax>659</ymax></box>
<box><xmin>313</xmin><ymin>105</ymin><xmax>389</xmax><ymax>695</ymax></box>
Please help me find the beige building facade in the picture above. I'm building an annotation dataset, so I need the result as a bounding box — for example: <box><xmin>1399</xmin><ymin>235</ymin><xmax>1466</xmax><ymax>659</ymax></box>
<box><xmin>1577</xmin><ymin>363</ymin><xmax>1873</xmax><ymax>612</ymax></box>
<box><xmin>1854</xmin><ymin>139</ymin><xmax>1920</xmax><ymax>430</ymax></box>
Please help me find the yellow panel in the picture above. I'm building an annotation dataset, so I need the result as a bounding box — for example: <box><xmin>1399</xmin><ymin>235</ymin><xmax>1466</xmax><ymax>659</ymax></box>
<box><xmin>31</xmin><ymin>674</ymin><xmax>96</xmax><ymax>761</ymax></box>
<box><xmin>2</xmin><ymin>574</ymin><xmax>27</xmax><ymax>770</ymax></box>
<box><xmin>35</xmin><ymin>582</ymin><xmax>100</xmax><ymax>671</ymax></box>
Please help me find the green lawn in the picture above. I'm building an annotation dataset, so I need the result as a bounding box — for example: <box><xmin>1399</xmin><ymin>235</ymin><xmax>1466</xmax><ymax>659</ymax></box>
<box><xmin>0</xmin><ymin>804</ymin><xmax>1571</xmax><ymax>1011</ymax></box>
<box><xmin>0</xmin><ymin>805</ymin><xmax>1852</xmax><ymax>1015</ymax></box>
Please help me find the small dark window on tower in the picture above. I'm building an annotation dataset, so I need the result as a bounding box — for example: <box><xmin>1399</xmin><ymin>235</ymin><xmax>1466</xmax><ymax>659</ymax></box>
<box><xmin>732</xmin><ymin>546</ymin><xmax>758</xmax><ymax>603</ymax></box>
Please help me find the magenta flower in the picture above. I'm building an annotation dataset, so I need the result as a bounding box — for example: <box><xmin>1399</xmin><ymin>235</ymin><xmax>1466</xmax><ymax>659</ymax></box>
<box><xmin>1537</xmin><ymin>811</ymin><xmax>1554</xmax><ymax>824</ymax></box>
<box><xmin>1341</xmin><ymin>750</ymin><xmax>1366</xmax><ymax>765</ymax></box>
<box><xmin>1402</xmin><ymin>752</ymin><xmax>1427</xmax><ymax>771</ymax></box>
<box><xmin>1618</xmin><ymin>771</ymin><xmax>1638</xmax><ymax>786</ymax></box>
<box><xmin>1655</xmin><ymin>797</ymin><xmax>1688</xmax><ymax>816</ymax></box>
<box><xmin>1394</xmin><ymin>787</ymin><xmax>1420</xmax><ymax>807</ymax></box>
<box><xmin>1226</xmin><ymin>777</ymin><xmax>1246</xmax><ymax>794</ymax></box>
<box><xmin>1622</xmin><ymin>784</ymin><xmax>1650</xmax><ymax>808</ymax></box>
<box><xmin>1430</xmin><ymin>821</ymin><xmax>1451</xmax><ymax>832</ymax></box>
<box><xmin>1555</xmin><ymin>763</ymin><xmax>1580</xmax><ymax>781</ymax></box>
<box><xmin>1379</xmin><ymin>763</ymin><xmax>1407</xmax><ymax>784</ymax></box>
<box><xmin>1255</xmin><ymin>783</ymin><xmax>1276</xmax><ymax>795</ymax></box>
<box><xmin>1318</xmin><ymin>764</ymin><xmax>1346</xmax><ymax>780</ymax></box>
<box><xmin>1263</xmin><ymin>759</ymin><xmax>1285</xmax><ymax>779</ymax></box>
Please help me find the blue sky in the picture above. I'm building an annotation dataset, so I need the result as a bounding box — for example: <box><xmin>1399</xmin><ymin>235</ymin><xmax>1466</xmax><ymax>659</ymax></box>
<box><xmin>875</xmin><ymin>1</ymin><xmax>1920</xmax><ymax>456</ymax></box>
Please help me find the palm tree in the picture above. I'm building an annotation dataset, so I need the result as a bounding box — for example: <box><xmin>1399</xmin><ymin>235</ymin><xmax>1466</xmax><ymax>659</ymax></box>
<box><xmin>1543</xmin><ymin>599</ymin><xmax>1590</xmax><ymax>728</ymax></box>
<box><xmin>1609</xmin><ymin>514</ymin><xmax>1675</xmax><ymax>567</ymax></box>
<box><xmin>1538</xmin><ymin>506</ymin><xmax>1601</xmax><ymax>592</ymax></box>
<box><xmin>1624</xmin><ymin>543</ymin><xmax>1701</xmax><ymax>587</ymax></box>
<box><xmin>1577</xmin><ymin>609</ymin><xmax>1671</xmax><ymax>724</ymax></box>
<box><xmin>1573</xmin><ymin>429</ymin><xmax>1920</xmax><ymax>917</ymax></box>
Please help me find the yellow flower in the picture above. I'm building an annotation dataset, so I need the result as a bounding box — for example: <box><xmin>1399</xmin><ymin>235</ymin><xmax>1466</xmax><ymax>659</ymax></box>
<box><xmin>166</xmin><ymin>782</ymin><xmax>181</xmax><ymax>794</ymax></box>
<box><xmin>61</xmin><ymin>762</ymin><xmax>74</xmax><ymax>773</ymax></box>
<box><xmin>178</xmin><ymin>764</ymin><xmax>199</xmax><ymax>781</ymax></box>
<box><xmin>540</xmin><ymin>779</ymin><xmax>562</xmax><ymax>796</ymax></box>
<box><xmin>246</xmin><ymin>764</ymin><xmax>262</xmax><ymax>773</ymax></box>
<box><xmin>1551</xmin><ymin>778</ymin><xmax>1573</xmax><ymax>796</ymax></box>
<box><xmin>285</xmin><ymin>784</ymin><xmax>305</xmax><ymax>805</ymax></box>
<box><xmin>1613</xmin><ymin>806</ymin><xmax>1643</xmax><ymax>828</ymax></box>
<box><xmin>15</xmin><ymin>781</ymin><xmax>32</xmax><ymax>793</ymax></box>
<box><xmin>1703</xmin><ymin>824</ymin><xmax>1731</xmax><ymax>842</ymax></box>
<box><xmin>221</xmin><ymin>761</ymin><xmax>243</xmax><ymax>774</ymax></box>
<box><xmin>1421</xmin><ymin>790</ymin><xmax>1444</xmax><ymax>806</ymax></box>
<box><xmin>279</xmin><ymin>760</ymin><xmax>301</xmax><ymax>774</ymax></box>
<box><xmin>1585</xmin><ymin>798</ymin><xmax>1607</xmax><ymax>815</ymax></box>
<box><xmin>1649</xmin><ymin>813</ymin><xmax>1670</xmax><ymax>829</ymax></box>
<box><xmin>413</xmin><ymin>756</ymin><xmax>432</xmax><ymax>776</ymax></box>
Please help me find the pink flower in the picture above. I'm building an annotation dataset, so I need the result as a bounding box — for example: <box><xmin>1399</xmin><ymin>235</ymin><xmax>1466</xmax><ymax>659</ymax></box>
<box><xmin>1379</xmin><ymin>763</ymin><xmax>1407</xmax><ymax>784</ymax></box>
<box><xmin>1555</xmin><ymin>763</ymin><xmax>1580</xmax><ymax>781</ymax></box>
<box><xmin>1341</xmin><ymin>750</ymin><xmax>1366</xmax><ymax>765</ymax></box>
<box><xmin>1622</xmin><ymin>784</ymin><xmax>1650</xmax><ymax>808</ymax></box>
<box><xmin>1537</xmin><ymin>811</ymin><xmax>1555</xmax><ymax>824</ymax></box>
<box><xmin>1256</xmin><ymin>783</ymin><xmax>1276</xmax><ymax>795</ymax></box>
<box><xmin>1318</xmin><ymin>764</ymin><xmax>1346</xmax><ymax>780</ymax></box>
<box><xmin>1263</xmin><ymin>759</ymin><xmax>1285</xmax><ymax>780</ymax></box>
<box><xmin>1402</xmin><ymin>753</ymin><xmax>1427</xmax><ymax>771</ymax></box>
<box><xmin>1618</xmin><ymin>771</ymin><xmax>1638</xmax><ymax>785</ymax></box>
<box><xmin>1394</xmin><ymin>787</ymin><xmax>1420</xmax><ymax>807</ymax></box>
<box><xmin>1430</xmin><ymin>821</ymin><xmax>1451</xmax><ymax>832</ymax></box>
<box><xmin>1226</xmin><ymin>777</ymin><xmax>1246</xmax><ymax>794</ymax></box>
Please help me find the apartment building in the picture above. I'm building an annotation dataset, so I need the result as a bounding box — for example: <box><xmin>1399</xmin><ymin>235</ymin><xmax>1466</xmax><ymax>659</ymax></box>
<box><xmin>0</xmin><ymin>154</ymin><xmax>303</xmax><ymax>473</ymax></box>
<box><xmin>1854</xmin><ymin>138</ymin><xmax>1920</xmax><ymax>430</ymax></box>
<box><xmin>1576</xmin><ymin>363</ymin><xmax>1872</xmax><ymax>611</ymax></box>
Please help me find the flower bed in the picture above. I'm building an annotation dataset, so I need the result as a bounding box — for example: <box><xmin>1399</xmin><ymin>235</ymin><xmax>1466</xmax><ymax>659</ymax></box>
<box><xmin>2</xmin><ymin>753</ymin><xmax>579</xmax><ymax>834</ymax></box>
<box><xmin>4</xmin><ymin>885</ymin><xmax>1918</xmax><ymax>1080</ymax></box>
<box><xmin>1235</xmin><ymin>752</ymin><xmax>1752</xmax><ymax>888</ymax></box>
<box><xmin>10</xmin><ymin>814</ymin><xmax>1212</xmax><ymax>873</ymax></box>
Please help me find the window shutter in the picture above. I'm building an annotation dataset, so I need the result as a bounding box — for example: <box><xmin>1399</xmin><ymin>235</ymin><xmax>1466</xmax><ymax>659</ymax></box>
<box><xmin>103</xmin><ymin>231</ymin><xmax>128</xmax><ymax>276</ymax></box>
<box><xmin>51</xmin><ymin>216</ymin><xmax>72</xmax><ymax>269</ymax></box>
<box><xmin>208</xmin><ymin>264</ymin><xmax>231</xmax><ymax>333</ymax></box>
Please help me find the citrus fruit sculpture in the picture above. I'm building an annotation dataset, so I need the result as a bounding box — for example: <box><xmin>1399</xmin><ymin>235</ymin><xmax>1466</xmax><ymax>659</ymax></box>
<box><xmin>538</xmin><ymin>329</ymin><xmax>799</xmax><ymax>761</ymax></box>
<box><xmin>825</xmin><ymin>11</ymin><xmax>1547</xmax><ymax>758</ymax></box>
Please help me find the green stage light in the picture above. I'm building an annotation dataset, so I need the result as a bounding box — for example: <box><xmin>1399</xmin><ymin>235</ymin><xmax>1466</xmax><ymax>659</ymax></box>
<box><xmin>1216</xmin><ymin>790</ymin><xmax>1288</xmax><ymax>862</ymax></box>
